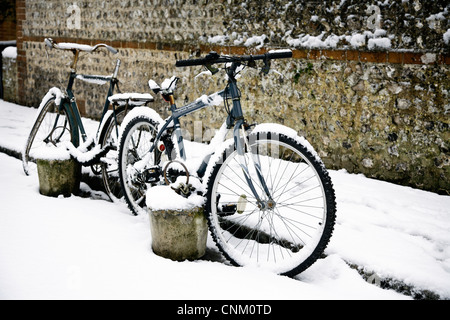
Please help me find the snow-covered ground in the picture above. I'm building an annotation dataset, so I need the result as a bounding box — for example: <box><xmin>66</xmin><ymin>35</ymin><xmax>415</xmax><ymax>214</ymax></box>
<box><xmin>0</xmin><ymin>100</ymin><xmax>449</xmax><ymax>300</ymax></box>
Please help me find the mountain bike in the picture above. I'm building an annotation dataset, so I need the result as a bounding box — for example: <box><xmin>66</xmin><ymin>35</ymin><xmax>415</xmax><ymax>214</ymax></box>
<box><xmin>22</xmin><ymin>38</ymin><xmax>154</xmax><ymax>201</ymax></box>
<box><xmin>118</xmin><ymin>50</ymin><xmax>336</xmax><ymax>276</ymax></box>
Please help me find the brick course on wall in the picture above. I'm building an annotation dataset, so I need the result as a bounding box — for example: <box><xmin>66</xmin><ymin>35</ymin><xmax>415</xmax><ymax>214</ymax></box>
<box><xmin>14</xmin><ymin>0</ymin><xmax>450</xmax><ymax>194</ymax></box>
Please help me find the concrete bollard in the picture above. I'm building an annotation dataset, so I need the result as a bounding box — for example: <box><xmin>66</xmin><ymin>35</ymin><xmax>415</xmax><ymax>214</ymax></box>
<box><xmin>149</xmin><ymin>206</ymin><xmax>208</xmax><ymax>261</ymax></box>
<box><xmin>35</xmin><ymin>147</ymin><xmax>81</xmax><ymax>197</ymax></box>
<box><xmin>147</xmin><ymin>179</ymin><xmax>207</xmax><ymax>261</ymax></box>
<box><xmin>37</xmin><ymin>158</ymin><xmax>81</xmax><ymax>197</ymax></box>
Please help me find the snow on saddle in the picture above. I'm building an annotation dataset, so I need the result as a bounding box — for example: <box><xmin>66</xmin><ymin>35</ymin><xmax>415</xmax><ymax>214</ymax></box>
<box><xmin>108</xmin><ymin>93</ymin><xmax>154</xmax><ymax>107</ymax></box>
<box><xmin>148</xmin><ymin>76</ymin><xmax>179</xmax><ymax>95</ymax></box>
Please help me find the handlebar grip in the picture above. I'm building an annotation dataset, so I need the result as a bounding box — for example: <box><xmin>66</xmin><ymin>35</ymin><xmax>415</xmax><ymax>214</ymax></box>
<box><xmin>175</xmin><ymin>58</ymin><xmax>209</xmax><ymax>67</ymax></box>
<box><xmin>176</xmin><ymin>51</ymin><xmax>222</xmax><ymax>67</ymax></box>
<box><xmin>176</xmin><ymin>50</ymin><xmax>293</xmax><ymax>68</ymax></box>
<box><xmin>267</xmin><ymin>50</ymin><xmax>293</xmax><ymax>60</ymax></box>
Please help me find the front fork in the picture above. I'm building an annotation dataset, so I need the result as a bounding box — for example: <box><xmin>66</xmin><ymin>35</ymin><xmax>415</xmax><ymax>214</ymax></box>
<box><xmin>226</xmin><ymin>70</ymin><xmax>274</xmax><ymax>210</ymax></box>
<box><xmin>44</xmin><ymin>99</ymin><xmax>76</xmax><ymax>146</ymax></box>
<box><xmin>233</xmin><ymin>119</ymin><xmax>274</xmax><ymax>210</ymax></box>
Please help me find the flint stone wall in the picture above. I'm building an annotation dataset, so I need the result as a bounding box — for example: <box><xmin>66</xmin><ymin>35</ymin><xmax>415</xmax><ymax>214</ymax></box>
<box><xmin>16</xmin><ymin>0</ymin><xmax>450</xmax><ymax>194</ymax></box>
<box><xmin>2</xmin><ymin>53</ymin><xmax>17</xmax><ymax>103</ymax></box>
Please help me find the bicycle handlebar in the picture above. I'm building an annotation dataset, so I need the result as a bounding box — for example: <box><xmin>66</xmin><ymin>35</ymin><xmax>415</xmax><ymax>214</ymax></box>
<box><xmin>175</xmin><ymin>50</ymin><xmax>292</xmax><ymax>68</ymax></box>
<box><xmin>45</xmin><ymin>38</ymin><xmax>118</xmax><ymax>55</ymax></box>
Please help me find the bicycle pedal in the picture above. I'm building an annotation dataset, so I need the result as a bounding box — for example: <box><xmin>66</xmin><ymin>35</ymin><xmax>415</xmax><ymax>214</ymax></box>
<box><xmin>143</xmin><ymin>166</ymin><xmax>161</xmax><ymax>183</ymax></box>
<box><xmin>218</xmin><ymin>204</ymin><xmax>237</xmax><ymax>216</ymax></box>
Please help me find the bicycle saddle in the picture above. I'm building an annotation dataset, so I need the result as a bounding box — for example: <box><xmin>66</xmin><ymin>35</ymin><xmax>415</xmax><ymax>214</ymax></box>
<box><xmin>148</xmin><ymin>76</ymin><xmax>179</xmax><ymax>95</ymax></box>
<box><xmin>108</xmin><ymin>93</ymin><xmax>154</xmax><ymax>106</ymax></box>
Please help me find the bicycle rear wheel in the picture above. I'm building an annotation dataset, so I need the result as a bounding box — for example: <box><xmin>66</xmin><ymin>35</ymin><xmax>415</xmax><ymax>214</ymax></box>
<box><xmin>98</xmin><ymin>106</ymin><xmax>131</xmax><ymax>201</ymax></box>
<box><xmin>23</xmin><ymin>97</ymin><xmax>78</xmax><ymax>175</ymax></box>
<box><xmin>205</xmin><ymin>131</ymin><xmax>336</xmax><ymax>276</ymax></box>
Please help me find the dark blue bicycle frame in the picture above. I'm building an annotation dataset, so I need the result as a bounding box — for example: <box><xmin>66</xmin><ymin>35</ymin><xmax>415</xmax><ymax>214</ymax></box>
<box><xmin>60</xmin><ymin>60</ymin><xmax>121</xmax><ymax>147</ymax></box>
<box><xmin>149</xmin><ymin>63</ymin><xmax>271</xmax><ymax>207</ymax></box>
<box><xmin>151</xmin><ymin>88</ymin><xmax>227</xmax><ymax>160</ymax></box>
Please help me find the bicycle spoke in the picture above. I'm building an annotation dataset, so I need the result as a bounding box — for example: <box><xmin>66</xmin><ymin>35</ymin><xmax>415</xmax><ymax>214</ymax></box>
<box><xmin>207</xmin><ymin>133</ymin><xmax>335</xmax><ymax>276</ymax></box>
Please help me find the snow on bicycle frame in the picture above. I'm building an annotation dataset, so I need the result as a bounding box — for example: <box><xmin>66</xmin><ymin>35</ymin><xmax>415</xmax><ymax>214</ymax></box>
<box><xmin>118</xmin><ymin>50</ymin><xmax>336</xmax><ymax>276</ymax></box>
<box><xmin>153</xmin><ymin>50</ymin><xmax>294</xmax><ymax>209</ymax></box>
<box><xmin>43</xmin><ymin>38</ymin><xmax>121</xmax><ymax>146</ymax></box>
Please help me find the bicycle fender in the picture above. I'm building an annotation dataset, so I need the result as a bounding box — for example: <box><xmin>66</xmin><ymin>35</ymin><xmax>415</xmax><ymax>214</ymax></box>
<box><xmin>37</xmin><ymin>88</ymin><xmax>65</xmax><ymax>112</ymax></box>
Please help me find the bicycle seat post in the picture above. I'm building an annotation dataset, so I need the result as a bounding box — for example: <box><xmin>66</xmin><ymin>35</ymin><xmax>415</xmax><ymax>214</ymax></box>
<box><xmin>166</xmin><ymin>91</ymin><xmax>186</xmax><ymax>160</ymax></box>
<box><xmin>112</xmin><ymin>59</ymin><xmax>121</xmax><ymax>80</ymax></box>
<box><xmin>70</xmin><ymin>50</ymin><xmax>80</xmax><ymax>73</ymax></box>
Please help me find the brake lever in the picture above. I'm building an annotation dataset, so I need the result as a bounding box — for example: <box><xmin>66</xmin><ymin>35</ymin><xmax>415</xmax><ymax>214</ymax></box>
<box><xmin>247</xmin><ymin>57</ymin><xmax>257</xmax><ymax>69</ymax></box>
<box><xmin>261</xmin><ymin>58</ymin><xmax>271</xmax><ymax>75</ymax></box>
<box><xmin>44</xmin><ymin>38</ymin><xmax>53</xmax><ymax>59</ymax></box>
<box><xmin>205</xmin><ymin>64</ymin><xmax>220</xmax><ymax>75</ymax></box>
<box><xmin>45</xmin><ymin>38</ymin><xmax>54</xmax><ymax>49</ymax></box>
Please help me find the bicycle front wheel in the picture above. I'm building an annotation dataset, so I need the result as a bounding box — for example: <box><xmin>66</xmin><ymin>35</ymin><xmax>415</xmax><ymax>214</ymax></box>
<box><xmin>205</xmin><ymin>131</ymin><xmax>336</xmax><ymax>276</ymax></box>
<box><xmin>22</xmin><ymin>97</ymin><xmax>77</xmax><ymax>175</ymax></box>
<box><xmin>118</xmin><ymin>115</ymin><xmax>162</xmax><ymax>215</ymax></box>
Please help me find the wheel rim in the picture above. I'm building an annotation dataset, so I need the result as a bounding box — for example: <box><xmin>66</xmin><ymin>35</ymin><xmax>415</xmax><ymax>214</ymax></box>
<box><xmin>209</xmin><ymin>138</ymin><xmax>328</xmax><ymax>274</ymax></box>
<box><xmin>101</xmin><ymin>110</ymin><xmax>127</xmax><ymax>201</ymax></box>
<box><xmin>120</xmin><ymin>120</ymin><xmax>158</xmax><ymax>215</ymax></box>
<box><xmin>24</xmin><ymin>99</ymin><xmax>73</xmax><ymax>174</ymax></box>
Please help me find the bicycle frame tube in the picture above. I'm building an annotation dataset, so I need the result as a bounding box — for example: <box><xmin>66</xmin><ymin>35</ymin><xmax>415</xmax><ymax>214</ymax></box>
<box><xmin>65</xmin><ymin>74</ymin><xmax>86</xmax><ymax>142</ymax></box>
<box><xmin>227</xmin><ymin>79</ymin><xmax>270</xmax><ymax>207</ymax></box>
<box><xmin>150</xmin><ymin>89</ymin><xmax>228</xmax><ymax>159</ymax></box>
<box><xmin>64</xmin><ymin>70</ymin><xmax>118</xmax><ymax>144</ymax></box>
<box><xmin>55</xmin><ymin>72</ymin><xmax>82</xmax><ymax>146</ymax></box>
<box><xmin>151</xmin><ymin>62</ymin><xmax>270</xmax><ymax>206</ymax></box>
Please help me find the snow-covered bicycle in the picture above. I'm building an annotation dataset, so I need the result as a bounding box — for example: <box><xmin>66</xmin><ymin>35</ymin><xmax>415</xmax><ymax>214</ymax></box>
<box><xmin>118</xmin><ymin>50</ymin><xmax>336</xmax><ymax>276</ymax></box>
<box><xmin>22</xmin><ymin>38</ymin><xmax>154</xmax><ymax>201</ymax></box>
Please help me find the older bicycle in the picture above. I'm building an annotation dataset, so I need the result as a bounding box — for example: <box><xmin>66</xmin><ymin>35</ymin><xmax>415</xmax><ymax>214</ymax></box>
<box><xmin>118</xmin><ymin>50</ymin><xmax>336</xmax><ymax>276</ymax></box>
<box><xmin>22</xmin><ymin>38</ymin><xmax>154</xmax><ymax>201</ymax></box>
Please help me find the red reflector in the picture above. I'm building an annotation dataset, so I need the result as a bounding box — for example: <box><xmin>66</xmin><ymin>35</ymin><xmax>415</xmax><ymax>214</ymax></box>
<box><xmin>158</xmin><ymin>143</ymin><xmax>165</xmax><ymax>152</ymax></box>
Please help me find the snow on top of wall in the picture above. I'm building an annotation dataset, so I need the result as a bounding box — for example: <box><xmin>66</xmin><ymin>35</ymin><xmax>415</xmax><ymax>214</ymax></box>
<box><xmin>367</xmin><ymin>37</ymin><xmax>392</xmax><ymax>50</ymax></box>
<box><xmin>208</xmin><ymin>1</ymin><xmax>449</xmax><ymax>52</ymax></box>
<box><xmin>284</xmin><ymin>30</ymin><xmax>393</xmax><ymax>51</ymax></box>
<box><xmin>243</xmin><ymin>35</ymin><xmax>267</xmax><ymax>49</ymax></box>
<box><xmin>286</xmin><ymin>32</ymin><xmax>341</xmax><ymax>49</ymax></box>
<box><xmin>2</xmin><ymin>46</ymin><xmax>17</xmax><ymax>59</ymax></box>
<box><xmin>444</xmin><ymin>29</ymin><xmax>450</xmax><ymax>45</ymax></box>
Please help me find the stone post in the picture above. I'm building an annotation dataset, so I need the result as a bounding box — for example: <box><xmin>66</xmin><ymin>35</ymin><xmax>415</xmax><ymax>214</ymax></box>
<box><xmin>147</xmin><ymin>183</ymin><xmax>207</xmax><ymax>261</ymax></box>
<box><xmin>35</xmin><ymin>147</ymin><xmax>81</xmax><ymax>197</ymax></box>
